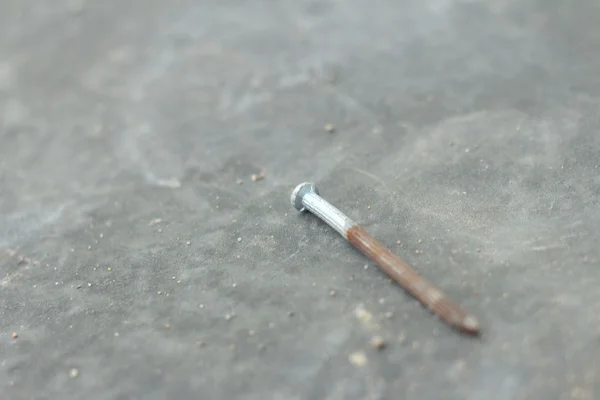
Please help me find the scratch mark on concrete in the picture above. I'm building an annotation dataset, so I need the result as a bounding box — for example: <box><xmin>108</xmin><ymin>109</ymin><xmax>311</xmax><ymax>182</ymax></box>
<box><xmin>344</xmin><ymin>167</ymin><xmax>390</xmax><ymax>193</ymax></box>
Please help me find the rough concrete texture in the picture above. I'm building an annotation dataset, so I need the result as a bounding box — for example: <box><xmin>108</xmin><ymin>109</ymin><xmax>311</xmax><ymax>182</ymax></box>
<box><xmin>1</xmin><ymin>1</ymin><xmax>600</xmax><ymax>399</ymax></box>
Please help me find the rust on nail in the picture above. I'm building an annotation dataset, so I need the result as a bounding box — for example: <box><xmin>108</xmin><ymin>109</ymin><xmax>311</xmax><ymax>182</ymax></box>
<box><xmin>346</xmin><ymin>225</ymin><xmax>480</xmax><ymax>335</ymax></box>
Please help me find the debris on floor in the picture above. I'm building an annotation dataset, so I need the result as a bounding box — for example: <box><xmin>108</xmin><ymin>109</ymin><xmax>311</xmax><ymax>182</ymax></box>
<box><xmin>251</xmin><ymin>172</ymin><xmax>265</xmax><ymax>182</ymax></box>
<box><xmin>148</xmin><ymin>218</ymin><xmax>162</xmax><ymax>226</ymax></box>
<box><xmin>225</xmin><ymin>312</ymin><xmax>236</xmax><ymax>321</ymax></box>
<box><xmin>349</xmin><ymin>351</ymin><xmax>367</xmax><ymax>367</ymax></box>
<box><xmin>354</xmin><ymin>305</ymin><xmax>373</xmax><ymax>325</ymax></box>
<box><xmin>17</xmin><ymin>256</ymin><xmax>29</xmax><ymax>265</ymax></box>
<box><xmin>370</xmin><ymin>335</ymin><xmax>386</xmax><ymax>350</ymax></box>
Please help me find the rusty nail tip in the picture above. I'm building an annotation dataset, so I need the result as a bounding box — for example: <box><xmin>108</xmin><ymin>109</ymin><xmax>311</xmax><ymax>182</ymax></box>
<box><xmin>462</xmin><ymin>315</ymin><xmax>480</xmax><ymax>334</ymax></box>
<box><xmin>290</xmin><ymin>182</ymin><xmax>481</xmax><ymax>336</ymax></box>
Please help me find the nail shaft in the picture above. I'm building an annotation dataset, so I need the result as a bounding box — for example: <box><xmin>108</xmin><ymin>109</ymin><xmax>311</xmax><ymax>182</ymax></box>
<box><xmin>291</xmin><ymin>182</ymin><xmax>480</xmax><ymax>335</ymax></box>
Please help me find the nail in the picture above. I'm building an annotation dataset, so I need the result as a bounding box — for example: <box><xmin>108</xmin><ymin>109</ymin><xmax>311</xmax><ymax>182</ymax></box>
<box><xmin>290</xmin><ymin>182</ymin><xmax>480</xmax><ymax>336</ymax></box>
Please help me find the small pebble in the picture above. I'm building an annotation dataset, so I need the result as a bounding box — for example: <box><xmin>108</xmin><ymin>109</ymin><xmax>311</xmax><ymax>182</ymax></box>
<box><xmin>329</xmin><ymin>290</ymin><xmax>336</xmax><ymax>297</ymax></box>
<box><xmin>370</xmin><ymin>336</ymin><xmax>386</xmax><ymax>350</ymax></box>
<box><xmin>251</xmin><ymin>172</ymin><xmax>265</xmax><ymax>182</ymax></box>
<box><xmin>107</xmin><ymin>267</ymin><xmax>111</xmax><ymax>271</ymax></box>
<box><xmin>11</xmin><ymin>332</ymin><xmax>18</xmax><ymax>339</ymax></box>
<box><xmin>177</xmin><ymin>280</ymin><xmax>182</xmax><ymax>284</ymax></box>
<box><xmin>364</xmin><ymin>264</ymin><xmax>369</xmax><ymax>270</ymax></box>
<box><xmin>186</xmin><ymin>241</ymin><xmax>191</xmax><ymax>245</ymax></box>
<box><xmin>87</xmin><ymin>245</ymin><xmax>92</xmax><ymax>250</ymax></box>
<box><xmin>354</xmin><ymin>306</ymin><xmax>372</xmax><ymax>324</ymax></box>
<box><xmin>367</xmin><ymin>205</ymin><xmax>372</xmax><ymax>210</ymax></box>
<box><xmin>349</xmin><ymin>351</ymin><xmax>367</xmax><ymax>367</ymax></box>
<box><xmin>225</xmin><ymin>314</ymin><xmax>235</xmax><ymax>321</ymax></box>
<box><xmin>87</xmin><ymin>283</ymin><xmax>92</xmax><ymax>287</ymax></box>
<box><xmin>237</xmin><ymin>237</ymin><xmax>242</xmax><ymax>242</ymax></box>
<box><xmin>232</xmin><ymin>283</ymin><xmax>237</xmax><ymax>288</ymax></box>
<box><xmin>99</xmin><ymin>233</ymin><xmax>104</xmax><ymax>238</ymax></box>
<box><xmin>324</xmin><ymin>123</ymin><xmax>335</xmax><ymax>133</ymax></box>
<box><xmin>164</xmin><ymin>323</ymin><xmax>171</xmax><ymax>329</ymax></box>
<box><xmin>199</xmin><ymin>304</ymin><xmax>204</xmax><ymax>309</ymax></box>
<box><xmin>157</xmin><ymin>291</ymin><xmax>162</xmax><ymax>295</ymax></box>
<box><xmin>69</xmin><ymin>368</ymin><xmax>79</xmax><ymax>378</ymax></box>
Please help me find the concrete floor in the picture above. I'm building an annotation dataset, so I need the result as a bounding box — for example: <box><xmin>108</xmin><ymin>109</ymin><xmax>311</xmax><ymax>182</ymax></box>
<box><xmin>1</xmin><ymin>1</ymin><xmax>600</xmax><ymax>399</ymax></box>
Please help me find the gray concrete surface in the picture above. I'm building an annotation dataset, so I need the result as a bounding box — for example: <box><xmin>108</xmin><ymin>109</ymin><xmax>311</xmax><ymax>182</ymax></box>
<box><xmin>1</xmin><ymin>1</ymin><xmax>600</xmax><ymax>399</ymax></box>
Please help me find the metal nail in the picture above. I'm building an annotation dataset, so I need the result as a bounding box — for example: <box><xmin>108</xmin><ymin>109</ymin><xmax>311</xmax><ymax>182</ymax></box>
<box><xmin>291</xmin><ymin>182</ymin><xmax>480</xmax><ymax>335</ymax></box>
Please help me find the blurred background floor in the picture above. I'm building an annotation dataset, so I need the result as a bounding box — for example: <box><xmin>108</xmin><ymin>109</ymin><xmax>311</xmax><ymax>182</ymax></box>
<box><xmin>1</xmin><ymin>1</ymin><xmax>600</xmax><ymax>399</ymax></box>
